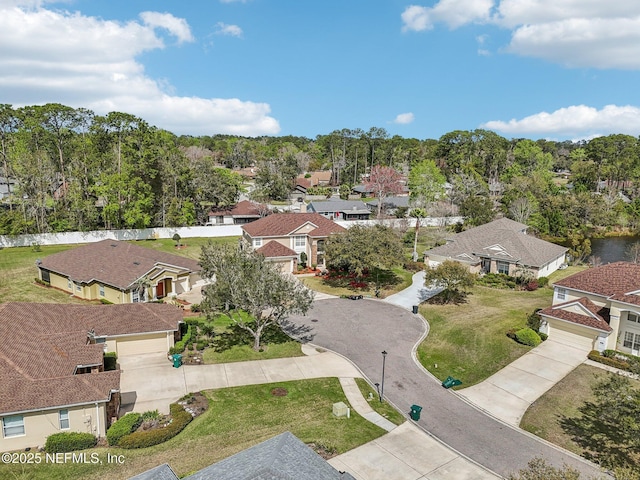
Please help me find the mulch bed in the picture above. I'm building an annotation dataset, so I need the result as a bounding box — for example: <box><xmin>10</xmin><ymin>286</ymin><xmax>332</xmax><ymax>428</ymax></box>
<box><xmin>270</xmin><ymin>387</ymin><xmax>288</xmax><ymax>397</ymax></box>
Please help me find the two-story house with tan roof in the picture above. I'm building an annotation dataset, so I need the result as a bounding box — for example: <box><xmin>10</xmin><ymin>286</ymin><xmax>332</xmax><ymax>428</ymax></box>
<box><xmin>538</xmin><ymin>262</ymin><xmax>640</xmax><ymax>354</ymax></box>
<box><xmin>241</xmin><ymin>213</ymin><xmax>346</xmax><ymax>273</ymax></box>
<box><xmin>0</xmin><ymin>302</ymin><xmax>182</xmax><ymax>452</ymax></box>
<box><xmin>37</xmin><ymin>239</ymin><xmax>201</xmax><ymax>304</ymax></box>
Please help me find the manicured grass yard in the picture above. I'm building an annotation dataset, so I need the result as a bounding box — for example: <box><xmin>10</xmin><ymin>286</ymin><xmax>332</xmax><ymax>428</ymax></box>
<box><xmin>355</xmin><ymin>378</ymin><xmax>406</xmax><ymax>426</ymax></box>
<box><xmin>0</xmin><ymin>378</ymin><xmax>386</xmax><ymax>480</ymax></box>
<box><xmin>417</xmin><ymin>285</ymin><xmax>552</xmax><ymax>387</ymax></box>
<box><xmin>301</xmin><ymin>267</ymin><xmax>413</xmax><ymax>299</ymax></box>
<box><xmin>202</xmin><ymin>341</ymin><xmax>303</xmax><ymax>363</ymax></box>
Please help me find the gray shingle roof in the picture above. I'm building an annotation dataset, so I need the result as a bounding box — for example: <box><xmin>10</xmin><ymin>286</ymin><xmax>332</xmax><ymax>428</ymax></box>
<box><xmin>307</xmin><ymin>200</ymin><xmax>370</xmax><ymax>215</ymax></box>
<box><xmin>366</xmin><ymin>196</ymin><xmax>409</xmax><ymax>209</ymax></box>
<box><xmin>183</xmin><ymin>431</ymin><xmax>355</xmax><ymax>480</ymax></box>
<box><xmin>426</xmin><ymin>218</ymin><xmax>567</xmax><ymax>268</ymax></box>
<box><xmin>129</xmin><ymin>464</ymin><xmax>179</xmax><ymax>480</ymax></box>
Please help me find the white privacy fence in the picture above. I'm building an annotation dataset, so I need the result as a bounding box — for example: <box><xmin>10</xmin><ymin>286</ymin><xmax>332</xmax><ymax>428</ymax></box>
<box><xmin>0</xmin><ymin>217</ymin><xmax>463</xmax><ymax>248</ymax></box>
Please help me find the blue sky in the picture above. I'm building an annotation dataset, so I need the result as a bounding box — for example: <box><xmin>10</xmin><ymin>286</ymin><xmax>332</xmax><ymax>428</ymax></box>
<box><xmin>2</xmin><ymin>0</ymin><xmax>640</xmax><ymax>141</ymax></box>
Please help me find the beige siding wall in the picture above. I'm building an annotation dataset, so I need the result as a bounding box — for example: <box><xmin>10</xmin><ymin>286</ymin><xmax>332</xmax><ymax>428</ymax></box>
<box><xmin>115</xmin><ymin>332</ymin><xmax>174</xmax><ymax>356</ymax></box>
<box><xmin>553</xmin><ymin>289</ymin><xmax>606</xmax><ymax>307</ymax></box>
<box><xmin>0</xmin><ymin>403</ymin><xmax>107</xmax><ymax>452</ymax></box>
<box><xmin>49</xmin><ymin>272</ymin><xmax>71</xmax><ymax>293</ymax></box>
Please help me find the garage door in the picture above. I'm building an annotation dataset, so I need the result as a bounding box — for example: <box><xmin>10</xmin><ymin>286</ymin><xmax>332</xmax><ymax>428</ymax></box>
<box><xmin>549</xmin><ymin>321</ymin><xmax>595</xmax><ymax>351</ymax></box>
<box><xmin>116</xmin><ymin>333</ymin><xmax>168</xmax><ymax>356</ymax></box>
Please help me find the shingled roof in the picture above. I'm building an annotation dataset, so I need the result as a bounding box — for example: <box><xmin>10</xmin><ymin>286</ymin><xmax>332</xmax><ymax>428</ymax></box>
<box><xmin>554</xmin><ymin>262</ymin><xmax>640</xmax><ymax>304</ymax></box>
<box><xmin>242</xmin><ymin>213</ymin><xmax>346</xmax><ymax>238</ymax></box>
<box><xmin>0</xmin><ymin>302</ymin><xmax>182</xmax><ymax>415</ymax></box>
<box><xmin>208</xmin><ymin>200</ymin><xmax>263</xmax><ymax>218</ymax></box>
<box><xmin>538</xmin><ymin>297</ymin><xmax>612</xmax><ymax>332</ymax></box>
<box><xmin>39</xmin><ymin>239</ymin><xmax>201</xmax><ymax>289</ymax></box>
<box><xmin>308</xmin><ymin>200</ymin><xmax>370</xmax><ymax>215</ymax></box>
<box><xmin>256</xmin><ymin>242</ymin><xmax>298</xmax><ymax>259</ymax></box>
<box><xmin>426</xmin><ymin>218</ymin><xmax>567</xmax><ymax>268</ymax></box>
<box><xmin>184</xmin><ymin>431</ymin><xmax>355</xmax><ymax>480</ymax></box>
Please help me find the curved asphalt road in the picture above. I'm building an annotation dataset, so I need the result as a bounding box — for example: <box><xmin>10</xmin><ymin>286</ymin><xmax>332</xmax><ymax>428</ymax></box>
<box><xmin>286</xmin><ymin>298</ymin><xmax>606</xmax><ymax>479</ymax></box>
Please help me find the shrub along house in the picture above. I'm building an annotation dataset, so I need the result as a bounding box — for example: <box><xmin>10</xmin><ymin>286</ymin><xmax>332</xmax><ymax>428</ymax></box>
<box><xmin>425</xmin><ymin>218</ymin><xmax>568</xmax><ymax>279</ymax></box>
<box><xmin>37</xmin><ymin>239</ymin><xmax>201</xmax><ymax>303</ymax></box>
<box><xmin>538</xmin><ymin>262</ymin><xmax>640</xmax><ymax>354</ymax></box>
<box><xmin>0</xmin><ymin>302</ymin><xmax>182</xmax><ymax>452</ymax></box>
<box><xmin>241</xmin><ymin>213</ymin><xmax>346</xmax><ymax>273</ymax></box>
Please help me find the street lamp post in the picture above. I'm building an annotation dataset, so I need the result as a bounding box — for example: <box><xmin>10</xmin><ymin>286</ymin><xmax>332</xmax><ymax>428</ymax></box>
<box><xmin>380</xmin><ymin>350</ymin><xmax>387</xmax><ymax>403</ymax></box>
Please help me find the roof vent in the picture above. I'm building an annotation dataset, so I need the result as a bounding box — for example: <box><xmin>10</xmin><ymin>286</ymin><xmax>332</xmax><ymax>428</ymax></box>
<box><xmin>110</xmin><ymin>243</ymin><xmax>117</xmax><ymax>247</ymax></box>
<box><xmin>133</xmin><ymin>261</ymin><xmax>140</xmax><ymax>265</ymax></box>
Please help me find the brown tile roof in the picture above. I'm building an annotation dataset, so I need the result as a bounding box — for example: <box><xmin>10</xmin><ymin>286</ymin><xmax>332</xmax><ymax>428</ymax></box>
<box><xmin>554</xmin><ymin>262</ymin><xmax>640</xmax><ymax>300</ymax></box>
<box><xmin>39</xmin><ymin>239</ymin><xmax>200</xmax><ymax>290</ymax></box>
<box><xmin>538</xmin><ymin>297</ymin><xmax>612</xmax><ymax>332</ymax></box>
<box><xmin>242</xmin><ymin>213</ymin><xmax>346</xmax><ymax>238</ymax></box>
<box><xmin>426</xmin><ymin>218</ymin><xmax>567</xmax><ymax>268</ymax></box>
<box><xmin>256</xmin><ymin>241</ymin><xmax>297</xmax><ymax>258</ymax></box>
<box><xmin>209</xmin><ymin>200</ymin><xmax>263</xmax><ymax>218</ymax></box>
<box><xmin>0</xmin><ymin>302</ymin><xmax>181</xmax><ymax>414</ymax></box>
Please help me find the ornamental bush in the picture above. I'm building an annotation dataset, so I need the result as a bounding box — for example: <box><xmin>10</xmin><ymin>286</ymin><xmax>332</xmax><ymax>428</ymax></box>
<box><xmin>45</xmin><ymin>432</ymin><xmax>97</xmax><ymax>453</ymax></box>
<box><xmin>117</xmin><ymin>403</ymin><xmax>192</xmax><ymax>449</ymax></box>
<box><xmin>588</xmin><ymin>350</ymin><xmax>630</xmax><ymax>370</ymax></box>
<box><xmin>104</xmin><ymin>352</ymin><xmax>117</xmax><ymax>371</ymax></box>
<box><xmin>106</xmin><ymin>412</ymin><xmax>142</xmax><ymax>446</ymax></box>
<box><xmin>515</xmin><ymin>328</ymin><xmax>542</xmax><ymax>347</ymax></box>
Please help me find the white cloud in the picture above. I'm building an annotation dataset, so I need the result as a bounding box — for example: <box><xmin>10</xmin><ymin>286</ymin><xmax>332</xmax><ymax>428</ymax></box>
<box><xmin>393</xmin><ymin>112</ymin><xmax>415</xmax><ymax>124</ymax></box>
<box><xmin>0</xmin><ymin>2</ymin><xmax>279</xmax><ymax>136</ymax></box>
<box><xmin>481</xmin><ymin>104</ymin><xmax>640</xmax><ymax>138</ymax></box>
<box><xmin>214</xmin><ymin>22</ymin><xmax>243</xmax><ymax>37</ymax></box>
<box><xmin>402</xmin><ymin>0</ymin><xmax>640</xmax><ymax>69</ymax></box>
<box><xmin>139</xmin><ymin>11</ymin><xmax>194</xmax><ymax>44</ymax></box>
<box><xmin>401</xmin><ymin>0</ymin><xmax>493</xmax><ymax>32</ymax></box>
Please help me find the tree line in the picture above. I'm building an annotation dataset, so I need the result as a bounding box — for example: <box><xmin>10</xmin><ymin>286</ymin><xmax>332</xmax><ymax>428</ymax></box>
<box><xmin>2</xmin><ymin>103</ymin><xmax>640</xmax><ymax>237</ymax></box>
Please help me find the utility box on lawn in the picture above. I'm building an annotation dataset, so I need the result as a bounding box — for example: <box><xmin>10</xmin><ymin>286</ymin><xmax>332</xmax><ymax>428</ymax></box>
<box><xmin>409</xmin><ymin>404</ymin><xmax>422</xmax><ymax>421</ymax></box>
<box><xmin>333</xmin><ymin>402</ymin><xmax>350</xmax><ymax>418</ymax></box>
<box><xmin>442</xmin><ymin>376</ymin><xmax>462</xmax><ymax>388</ymax></box>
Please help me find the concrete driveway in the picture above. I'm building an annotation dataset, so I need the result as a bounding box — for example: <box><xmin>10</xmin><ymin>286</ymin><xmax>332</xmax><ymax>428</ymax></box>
<box><xmin>457</xmin><ymin>339</ymin><xmax>590</xmax><ymax>426</ymax></box>
<box><xmin>118</xmin><ymin>347</ymin><xmax>362</xmax><ymax>414</ymax></box>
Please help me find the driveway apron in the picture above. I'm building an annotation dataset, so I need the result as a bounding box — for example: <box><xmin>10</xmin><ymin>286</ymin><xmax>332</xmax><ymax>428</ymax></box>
<box><xmin>286</xmin><ymin>298</ymin><xmax>605</xmax><ymax>479</ymax></box>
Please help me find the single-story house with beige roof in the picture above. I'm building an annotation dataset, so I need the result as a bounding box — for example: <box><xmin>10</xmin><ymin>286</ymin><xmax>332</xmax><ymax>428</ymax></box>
<box><xmin>241</xmin><ymin>213</ymin><xmax>346</xmax><ymax>273</ymax></box>
<box><xmin>425</xmin><ymin>218</ymin><xmax>568</xmax><ymax>279</ymax></box>
<box><xmin>37</xmin><ymin>239</ymin><xmax>201</xmax><ymax>304</ymax></box>
<box><xmin>0</xmin><ymin>302</ymin><xmax>182</xmax><ymax>452</ymax></box>
<box><xmin>538</xmin><ymin>262</ymin><xmax>640</xmax><ymax>354</ymax></box>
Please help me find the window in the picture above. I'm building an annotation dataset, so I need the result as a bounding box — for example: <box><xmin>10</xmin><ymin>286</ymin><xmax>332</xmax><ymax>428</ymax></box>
<box><xmin>41</xmin><ymin>270</ymin><xmax>50</xmax><ymax>283</ymax></box>
<box><xmin>59</xmin><ymin>410</ymin><xmax>69</xmax><ymax>430</ymax></box>
<box><xmin>76</xmin><ymin>284</ymin><xmax>81</xmax><ymax>292</ymax></box>
<box><xmin>294</xmin><ymin>236</ymin><xmax>306</xmax><ymax>248</ymax></box>
<box><xmin>3</xmin><ymin>415</ymin><xmax>24</xmax><ymax>438</ymax></box>
<box><xmin>253</xmin><ymin>238</ymin><xmax>262</xmax><ymax>248</ymax></box>
<box><xmin>99</xmin><ymin>284</ymin><xmax>105</xmax><ymax>297</ymax></box>
<box><xmin>132</xmin><ymin>290</ymin><xmax>140</xmax><ymax>303</ymax></box>
<box><xmin>628</xmin><ymin>313</ymin><xmax>639</xmax><ymax>323</ymax></box>
<box><xmin>623</xmin><ymin>331</ymin><xmax>640</xmax><ymax>351</ymax></box>
<box><xmin>68</xmin><ymin>278</ymin><xmax>72</xmax><ymax>290</ymax></box>
<box><xmin>496</xmin><ymin>261</ymin><xmax>510</xmax><ymax>275</ymax></box>
<box><xmin>557</xmin><ymin>288</ymin><xmax>566</xmax><ymax>301</ymax></box>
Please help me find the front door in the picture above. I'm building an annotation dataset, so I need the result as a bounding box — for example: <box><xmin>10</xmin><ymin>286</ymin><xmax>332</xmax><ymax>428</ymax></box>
<box><xmin>156</xmin><ymin>281</ymin><xmax>164</xmax><ymax>298</ymax></box>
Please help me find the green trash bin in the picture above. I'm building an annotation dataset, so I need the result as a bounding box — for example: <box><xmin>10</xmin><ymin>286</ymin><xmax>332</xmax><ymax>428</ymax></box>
<box><xmin>409</xmin><ymin>404</ymin><xmax>422</xmax><ymax>421</ymax></box>
<box><xmin>172</xmin><ymin>353</ymin><xmax>182</xmax><ymax>368</ymax></box>
<box><xmin>442</xmin><ymin>376</ymin><xmax>462</xmax><ymax>388</ymax></box>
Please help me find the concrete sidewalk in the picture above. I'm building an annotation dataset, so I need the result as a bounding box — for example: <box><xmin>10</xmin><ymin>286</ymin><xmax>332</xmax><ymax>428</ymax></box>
<box><xmin>384</xmin><ymin>271</ymin><xmax>441</xmax><ymax>310</ymax></box>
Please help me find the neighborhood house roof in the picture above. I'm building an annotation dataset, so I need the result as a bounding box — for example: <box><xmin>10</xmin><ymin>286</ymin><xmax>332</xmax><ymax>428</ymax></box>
<box><xmin>366</xmin><ymin>196</ymin><xmax>409</xmax><ymax>209</ymax></box>
<box><xmin>0</xmin><ymin>302</ymin><xmax>181</xmax><ymax>414</ymax></box>
<box><xmin>242</xmin><ymin>213</ymin><xmax>346</xmax><ymax>238</ymax></box>
<box><xmin>538</xmin><ymin>297</ymin><xmax>612</xmax><ymax>332</ymax></box>
<box><xmin>208</xmin><ymin>200</ymin><xmax>263</xmax><ymax>218</ymax></box>
<box><xmin>308</xmin><ymin>199</ymin><xmax>370</xmax><ymax>215</ymax></box>
<box><xmin>257</xmin><ymin>241</ymin><xmax>298</xmax><ymax>259</ymax></box>
<box><xmin>39</xmin><ymin>239</ymin><xmax>201</xmax><ymax>289</ymax></box>
<box><xmin>183</xmin><ymin>431</ymin><xmax>355</xmax><ymax>480</ymax></box>
<box><xmin>554</xmin><ymin>262</ymin><xmax>640</xmax><ymax>306</ymax></box>
<box><xmin>426</xmin><ymin>218</ymin><xmax>568</xmax><ymax>268</ymax></box>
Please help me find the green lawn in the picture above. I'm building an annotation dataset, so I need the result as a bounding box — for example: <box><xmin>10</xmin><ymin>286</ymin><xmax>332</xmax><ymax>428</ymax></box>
<box><xmin>520</xmin><ymin>364</ymin><xmax>640</xmax><ymax>469</ymax></box>
<box><xmin>417</xmin><ymin>285</ymin><xmax>552</xmax><ymax>387</ymax></box>
<box><xmin>354</xmin><ymin>378</ymin><xmax>406</xmax><ymax>426</ymax></box>
<box><xmin>301</xmin><ymin>267</ymin><xmax>413</xmax><ymax>299</ymax></box>
<box><xmin>202</xmin><ymin>341</ymin><xmax>303</xmax><ymax>363</ymax></box>
<box><xmin>0</xmin><ymin>378</ymin><xmax>386</xmax><ymax>480</ymax></box>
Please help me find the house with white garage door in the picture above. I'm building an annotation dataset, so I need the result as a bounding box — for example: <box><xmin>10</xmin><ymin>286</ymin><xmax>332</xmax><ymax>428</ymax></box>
<box><xmin>538</xmin><ymin>262</ymin><xmax>640</xmax><ymax>354</ymax></box>
<box><xmin>0</xmin><ymin>302</ymin><xmax>182</xmax><ymax>452</ymax></box>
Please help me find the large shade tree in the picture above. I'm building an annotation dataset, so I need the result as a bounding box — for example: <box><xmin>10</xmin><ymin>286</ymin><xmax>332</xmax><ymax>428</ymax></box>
<box><xmin>199</xmin><ymin>243</ymin><xmax>314</xmax><ymax>351</ymax></box>
<box><xmin>324</xmin><ymin>224</ymin><xmax>404</xmax><ymax>279</ymax></box>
